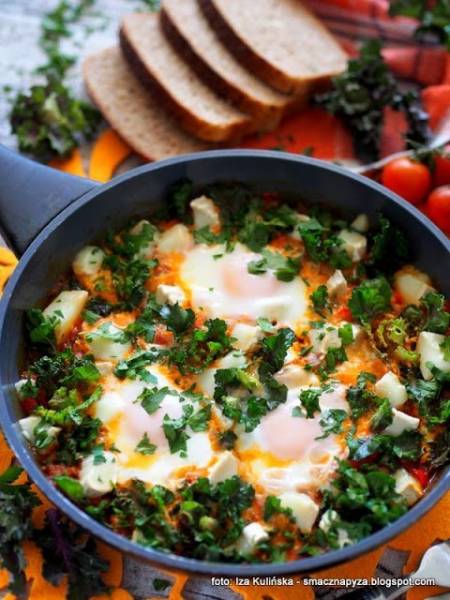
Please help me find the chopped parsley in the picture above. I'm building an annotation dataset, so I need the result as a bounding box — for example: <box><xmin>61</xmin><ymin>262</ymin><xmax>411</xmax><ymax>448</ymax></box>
<box><xmin>135</xmin><ymin>433</ymin><xmax>157</xmax><ymax>455</ymax></box>
<box><xmin>348</xmin><ymin>276</ymin><xmax>392</xmax><ymax>324</ymax></box>
<box><xmin>247</xmin><ymin>249</ymin><xmax>301</xmax><ymax>282</ymax></box>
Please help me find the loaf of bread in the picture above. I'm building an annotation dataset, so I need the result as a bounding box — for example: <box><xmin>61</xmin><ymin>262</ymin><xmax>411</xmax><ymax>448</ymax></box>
<box><xmin>161</xmin><ymin>0</ymin><xmax>307</xmax><ymax>130</ymax></box>
<box><xmin>120</xmin><ymin>13</ymin><xmax>253</xmax><ymax>142</ymax></box>
<box><xmin>200</xmin><ymin>0</ymin><xmax>347</xmax><ymax>94</ymax></box>
<box><xmin>83</xmin><ymin>47</ymin><xmax>209</xmax><ymax>161</ymax></box>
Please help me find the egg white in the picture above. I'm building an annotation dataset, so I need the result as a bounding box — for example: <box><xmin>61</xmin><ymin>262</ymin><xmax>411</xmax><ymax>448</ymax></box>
<box><xmin>180</xmin><ymin>243</ymin><xmax>307</xmax><ymax>330</ymax></box>
<box><xmin>95</xmin><ymin>364</ymin><xmax>214</xmax><ymax>488</ymax></box>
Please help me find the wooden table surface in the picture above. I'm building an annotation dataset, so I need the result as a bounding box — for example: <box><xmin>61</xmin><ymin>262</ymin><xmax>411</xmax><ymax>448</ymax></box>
<box><xmin>0</xmin><ymin>2</ymin><xmax>415</xmax><ymax>598</ymax></box>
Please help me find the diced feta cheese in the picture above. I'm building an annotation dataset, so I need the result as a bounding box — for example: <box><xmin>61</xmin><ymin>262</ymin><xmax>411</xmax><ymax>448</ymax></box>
<box><xmin>85</xmin><ymin>322</ymin><xmax>131</xmax><ymax>361</ymax></box>
<box><xmin>279</xmin><ymin>492</ymin><xmax>319</xmax><ymax>533</ymax></box>
<box><xmin>384</xmin><ymin>409</ymin><xmax>420</xmax><ymax>436</ymax></box>
<box><xmin>18</xmin><ymin>416</ymin><xmax>41</xmax><ymax>442</ymax></box>
<box><xmin>326</xmin><ymin>270</ymin><xmax>347</xmax><ymax>297</ymax></box>
<box><xmin>236</xmin><ymin>522</ymin><xmax>269</xmax><ymax>554</ymax></box>
<box><xmin>208</xmin><ymin>451</ymin><xmax>238</xmax><ymax>484</ymax></box>
<box><xmin>15</xmin><ymin>379</ymin><xmax>29</xmax><ymax>395</ymax></box>
<box><xmin>337</xmin><ymin>229</ymin><xmax>367</xmax><ymax>262</ymax></box>
<box><xmin>72</xmin><ymin>246</ymin><xmax>104</xmax><ymax>277</ymax></box>
<box><xmin>95</xmin><ymin>361</ymin><xmax>114</xmax><ymax>376</ymax></box>
<box><xmin>190</xmin><ymin>195</ymin><xmax>220</xmax><ymax>230</ymax></box>
<box><xmin>375</xmin><ymin>371</ymin><xmax>407</xmax><ymax>408</ymax></box>
<box><xmin>157</xmin><ymin>224</ymin><xmax>193</xmax><ymax>253</ymax></box>
<box><xmin>290</xmin><ymin>213</ymin><xmax>310</xmax><ymax>240</ymax></box>
<box><xmin>95</xmin><ymin>391</ymin><xmax>126</xmax><ymax>424</ymax></box>
<box><xmin>351</xmin><ymin>213</ymin><xmax>369</xmax><ymax>233</ymax></box>
<box><xmin>274</xmin><ymin>363</ymin><xmax>319</xmax><ymax>388</ymax></box>
<box><xmin>319</xmin><ymin>509</ymin><xmax>339</xmax><ymax>533</ymax></box>
<box><xmin>129</xmin><ymin>220</ymin><xmax>159</xmax><ymax>258</ymax></box>
<box><xmin>337</xmin><ymin>529</ymin><xmax>352</xmax><ymax>548</ymax></box>
<box><xmin>155</xmin><ymin>284</ymin><xmax>185</xmax><ymax>306</ymax></box>
<box><xmin>417</xmin><ymin>331</ymin><xmax>450</xmax><ymax>380</ymax></box>
<box><xmin>308</xmin><ymin>325</ymin><xmax>341</xmax><ymax>355</ymax></box>
<box><xmin>395</xmin><ymin>268</ymin><xmax>433</xmax><ymax>305</ymax></box>
<box><xmin>394</xmin><ymin>468</ymin><xmax>423</xmax><ymax>506</ymax></box>
<box><xmin>197</xmin><ymin>351</ymin><xmax>247</xmax><ymax>398</ymax></box>
<box><xmin>80</xmin><ymin>451</ymin><xmax>118</xmax><ymax>497</ymax></box>
<box><xmin>350</xmin><ymin>324</ymin><xmax>364</xmax><ymax>342</ymax></box>
<box><xmin>18</xmin><ymin>415</ymin><xmax>60</xmax><ymax>445</ymax></box>
<box><xmin>231</xmin><ymin>323</ymin><xmax>262</xmax><ymax>352</ymax></box>
<box><xmin>44</xmin><ymin>290</ymin><xmax>88</xmax><ymax>344</ymax></box>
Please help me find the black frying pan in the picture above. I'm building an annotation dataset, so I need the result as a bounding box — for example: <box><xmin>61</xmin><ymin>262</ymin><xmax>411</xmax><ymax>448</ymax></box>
<box><xmin>0</xmin><ymin>146</ymin><xmax>449</xmax><ymax>576</ymax></box>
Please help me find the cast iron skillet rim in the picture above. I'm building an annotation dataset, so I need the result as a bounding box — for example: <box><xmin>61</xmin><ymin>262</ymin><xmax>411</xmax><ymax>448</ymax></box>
<box><xmin>1</xmin><ymin>149</ymin><xmax>449</xmax><ymax>576</ymax></box>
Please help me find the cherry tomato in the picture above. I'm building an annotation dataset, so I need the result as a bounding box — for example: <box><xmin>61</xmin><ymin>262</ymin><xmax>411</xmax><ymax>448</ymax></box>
<box><xmin>434</xmin><ymin>145</ymin><xmax>450</xmax><ymax>187</ymax></box>
<box><xmin>381</xmin><ymin>157</ymin><xmax>432</xmax><ymax>205</ymax></box>
<box><xmin>425</xmin><ymin>185</ymin><xmax>450</xmax><ymax>234</ymax></box>
<box><xmin>408</xmin><ymin>466</ymin><xmax>429</xmax><ymax>488</ymax></box>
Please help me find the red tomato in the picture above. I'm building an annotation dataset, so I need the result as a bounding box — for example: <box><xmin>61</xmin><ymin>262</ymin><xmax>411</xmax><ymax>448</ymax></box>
<box><xmin>336</xmin><ymin>305</ymin><xmax>352</xmax><ymax>321</ymax></box>
<box><xmin>408</xmin><ymin>466</ymin><xmax>429</xmax><ymax>488</ymax></box>
<box><xmin>425</xmin><ymin>185</ymin><xmax>450</xmax><ymax>234</ymax></box>
<box><xmin>21</xmin><ymin>397</ymin><xmax>37</xmax><ymax>414</ymax></box>
<box><xmin>381</xmin><ymin>157</ymin><xmax>432</xmax><ymax>205</ymax></box>
<box><xmin>434</xmin><ymin>145</ymin><xmax>450</xmax><ymax>187</ymax></box>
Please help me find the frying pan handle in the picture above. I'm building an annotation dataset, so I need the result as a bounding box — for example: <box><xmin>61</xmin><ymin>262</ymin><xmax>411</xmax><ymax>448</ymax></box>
<box><xmin>0</xmin><ymin>145</ymin><xmax>99</xmax><ymax>255</ymax></box>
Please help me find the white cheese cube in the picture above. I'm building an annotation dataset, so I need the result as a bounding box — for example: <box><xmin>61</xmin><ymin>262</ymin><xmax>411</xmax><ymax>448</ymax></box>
<box><xmin>157</xmin><ymin>224</ymin><xmax>193</xmax><ymax>253</ymax></box>
<box><xmin>236</xmin><ymin>522</ymin><xmax>269</xmax><ymax>554</ymax></box>
<box><xmin>95</xmin><ymin>361</ymin><xmax>114</xmax><ymax>376</ymax></box>
<box><xmin>18</xmin><ymin>416</ymin><xmax>41</xmax><ymax>442</ymax></box>
<box><xmin>319</xmin><ymin>509</ymin><xmax>339</xmax><ymax>533</ymax></box>
<box><xmin>279</xmin><ymin>492</ymin><xmax>319</xmax><ymax>534</ymax></box>
<box><xmin>417</xmin><ymin>331</ymin><xmax>450</xmax><ymax>380</ymax></box>
<box><xmin>351</xmin><ymin>213</ymin><xmax>369</xmax><ymax>233</ymax></box>
<box><xmin>394</xmin><ymin>468</ymin><xmax>423</xmax><ymax>506</ymax></box>
<box><xmin>395</xmin><ymin>268</ymin><xmax>433</xmax><ymax>305</ymax></box>
<box><xmin>274</xmin><ymin>364</ymin><xmax>319</xmax><ymax>388</ymax></box>
<box><xmin>129</xmin><ymin>220</ymin><xmax>159</xmax><ymax>258</ymax></box>
<box><xmin>44</xmin><ymin>290</ymin><xmax>88</xmax><ymax>344</ymax></box>
<box><xmin>337</xmin><ymin>529</ymin><xmax>352</xmax><ymax>548</ymax></box>
<box><xmin>326</xmin><ymin>270</ymin><xmax>347</xmax><ymax>297</ymax></box>
<box><xmin>155</xmin><ymin>284</ymin><xmax>185</xmax><ymax>306</ymax></box>
<box><xmin>190</xmin><ymin>195</ymin><xmax>220</xmax><ymax>230</ymax></box>
<box><xmin>95</xmin><ymin>391</ymin><xmax>125</xmax><ymax>424</ymax></box>
<box><xmin>208</xmin><ymin>451</ymin><xmax>238</xmax><ymax>485</ymax></box>
<box><xmin>18</xmin><ymin>415</ymin><xmax>60</xmax><ymax>445</ymax></box>
<box><xmin>337</xmin><ymin>229</ymin><xmax>367</xmax><ymax>262</ymax></box>
<box><xmin>197</xmin><ymin>352</ymin><xmax>247</xmax><ymax>398</ymax></box>
<box><xmin>350</xmin><ymin>323</ymin><xmax>364</xmax><ymax>342</ymax></box>
<box><xmin>308</xmin><ymin>325</ymin><xmax>342</xmax><ymax>355</ymax></box>
<box><xmin>290</xmin><ymin>213</ymin><xmax>310</xmax><ymax>240</ymax></box>
<box><xmin>15</xmin><ymin>379</ymin><xmax>29</xmax><ymax>395</ymax></box>
<box><xmin>80</xmin><ymin>451</ymin><xmax>118</xmax><ymax>497</ymax></box>
<box><xmin>375</xmin><ymin>371</ymin><xmax>407</xmax><ymax>408</ymax></box>
<box><xmin>231</xmin><ymin>323</ymin><xmax>262</xmax><ymax>352</ymax></box>
<box><xmin>384</xmin><ymin>409</ymin><xmax>420</xmax><ymax>436</ymax></box>
<box><xmin>72</xmin><ymin>246</ymin><xmax>104</xmax><ymax>277</ymax></box>
<box><xmin>85</xmin><ymin>322</ymin><xmax>131</xmax><ymax>361</ymax></box>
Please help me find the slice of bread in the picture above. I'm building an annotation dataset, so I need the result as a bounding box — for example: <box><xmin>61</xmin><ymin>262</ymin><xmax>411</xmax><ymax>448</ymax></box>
<box><xmin>161</xmin><ymin>0</ymin><xmax>307</xmax><ymax>130</ymax></box>
<box><xmin>200</xmin><ymin>0</ymin><xmax>347</xmax><ymax>94</ymax></box>
<box><xmin>120</xmin><ymin>13</ymin><xmax>252</xmax><ymax>143</ymax></box>
<box><xmin>83</xmin><ymin>47</ymin><xmax>209</xmax><ymax>161</ymax></box>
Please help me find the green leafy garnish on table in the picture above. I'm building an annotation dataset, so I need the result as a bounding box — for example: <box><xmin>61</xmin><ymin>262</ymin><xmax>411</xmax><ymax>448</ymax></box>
<box><xmin>0</xmin><ymin>465</ymin><xmax>40</xmax><ymax>598</ymax></box>
<box><xmin>315</xmin><ymin>40</ymin><xmax>429</xmax><ymax>162</ymax></box>
<box><xmin>9</xmin><ymin>0</ymin><xmax>100</xmax><ymax>161</ymax></box>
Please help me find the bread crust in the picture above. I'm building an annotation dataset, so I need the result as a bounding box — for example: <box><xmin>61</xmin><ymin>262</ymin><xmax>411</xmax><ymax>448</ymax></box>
<box><xmin>120</xmin><ymin>15</ymin><xmax>252</xmax><ymax>143</ymax></box>
<box><xmin>200</xmin><ymin>0</ymin><xmax>346</xmax><ymax>94</ymax></box>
